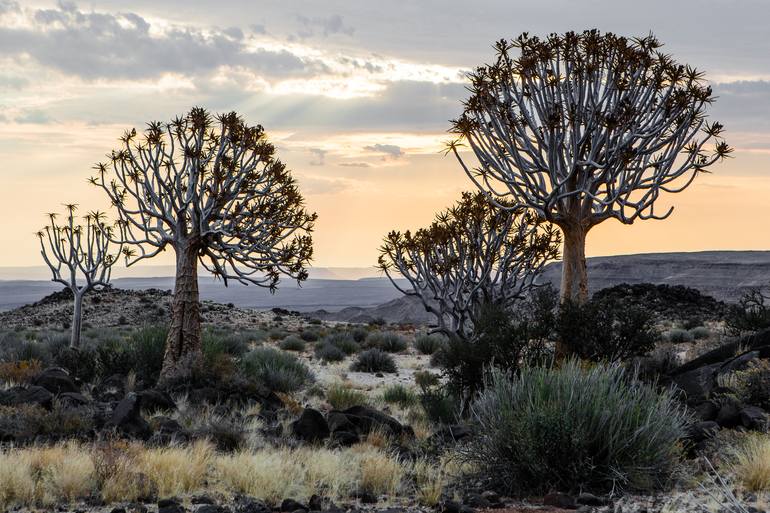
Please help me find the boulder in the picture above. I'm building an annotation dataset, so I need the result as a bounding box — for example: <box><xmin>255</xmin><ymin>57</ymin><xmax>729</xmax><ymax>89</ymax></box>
<box><xmin>326</xmin><ymin>411</ymin><xmax>356</xmax><ymax>433</ymax></box>
<box><xmin>94</xmin><ymin>374</ymin><xmax>126</xmax><ymax>402</ymax></box>
<box><xmin>741</xmin><ymin>406</ymin><xmax>768</xmax><ymax>431</ymax></box>
<box><xmin>58</xmin><ymin>392</ymin><xmax>91</xmax><ymax>407</ymax></box>
<box><xmin>137</xmin><ymin>389</ymin><xmax>176</xmax><ymax>412</ymax></box>
<box><xmin>0</xmin><ymin>385</ymin><xmax>53</xmax><ymax>409</ymax></box>
<box><xmin>291</xmin><ymin>408</ymin><xmax>330</xmax><ymax>442</ymax></box>
<box><xmin>340</xmin><ymin>405</ymin><xmax>405</xmax><ymax>436</ymax></box>
<box><xmin>280</xmin><ymin>499</ymin><xmax>308</xmax><ymax>512</ymax></box>
<box><xmin>672</xmin><ymin>364</ymin><xmax>719</xmax><ymax>403</ymax></box>
<box><xmin>716</xmin><ymin>397</ymin><xmax>744</xmax><ymax>428</ymax></box>
<box><xmin>543</xmin><ymin>492</ymin><xmax>577</xmax><ymax>509</ymax></box>
<box><xmin>687</xmin><ymin>421</ymin><xmax>720</xmax><ymax>443</ymax></box>
<box><xmin>329</xmin><ymin>430</ymin><xmax>359</xmax><ymax>447</ymax></box>
<box><xmin>107</xmin><ymin>393</ymin><xmax>152</xmax><ymax>440</ymax></box>
<box><xmin>32</xmin><ymin>367</ymin><xmax>79</xmax><ymax>395</ymax></box>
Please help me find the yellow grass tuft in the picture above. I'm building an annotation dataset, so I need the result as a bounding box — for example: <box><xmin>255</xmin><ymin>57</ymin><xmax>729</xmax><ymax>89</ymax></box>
<box><xmin>733</xmin><ymin>434</ymin><xmax>770</xmax><ymax>491</ymax></box>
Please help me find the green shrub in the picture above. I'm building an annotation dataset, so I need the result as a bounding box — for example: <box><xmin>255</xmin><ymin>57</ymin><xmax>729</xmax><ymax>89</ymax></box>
<box><xmin>95</xmin><ymin>338</ymin><xmax>135</xmax><ymax>377</ymax></box>
<box><xmin>128</xmin><ymin>325</ymin><xmax>167</xmax><ymax>383</ymax></box>
<box><xmin>326</xmin><ymin>383</ymin><xmax>369</xmax><ymax>409</ymax></box>
<box><xmin>688</xmin><ymin>326</ymin><xmax>711</xmax><ymax>340</ymax></box>
<box><xmin>350</xmin><ymin>349</ymin><xmax>397</xmax><ymax>373</ymax></box>
<box><xmin>349</xmin><ymin>327</ymin><xmax>369</xmax><ymax>343</ymax></box>
<box><xmin>366</xmin><ymin>331</ymin><xmax>407</xmax><ymax>353</ymax></box>
<box><xmin>314</xmin><ymin>343</ymin><xmax>346</xmax><ymax>362</ymax></box>
<box><xmin>558</xmin><ymin>297</ymin><xmax>657</xmax><ymax>362</ymax></box>
<box><xmin>413</xmin><ymin>334</ymin><xmax>446</xmax><ymax>355</ymax></box>
<box><xmin>299</xmin><ymin>330</ymin><xmax>320</xmax><ymax>342</ymax></box>
<box><xmin>433</xmin><ymin>302</ymin><xmax>549</xmax><ymax>401</ymax></box>
<box><xmin>321</xmin><ymin>332</ymin><xmax>360</xmax><ymax>355</ymax></box>
<box><xmin>279</xmin><ymin>336</ymin><xmax>306</xmax><ymax>352</ymax></box>
<box><xmin>665</xmin><ymin>328</ymin><xmax>694</xmax><ymax>343</ymax></box>
<box><xmin>461</xmin><ymin>360</ymin><xmax>689</xmax><ymax>494</ymax></box>
<box><xmin>726</xmin><ymin>288</ymin><xmax>770</xmax><ymax>336</ymax></box>
<box><xmin>240</xmin><ymin>347</ymin><xmax>314</xmax><ymax>393</ymax></box>
<box><xmin>381</xmin><ymin>384</ymin><xmax>418</xmax><ymax>408</ymax></box>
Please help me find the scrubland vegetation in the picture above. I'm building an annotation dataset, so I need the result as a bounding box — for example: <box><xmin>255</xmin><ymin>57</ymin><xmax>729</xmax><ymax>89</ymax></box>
<box><xmin>1</xmin><ymin>28</ymin><xmax>767</xmax><ymax>513</ymax></box>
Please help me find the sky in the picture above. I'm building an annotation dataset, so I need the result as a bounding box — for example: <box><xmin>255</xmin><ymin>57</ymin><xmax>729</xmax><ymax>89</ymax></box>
<box><xmin>1</xmin><ymin>0</ymin><xmax>769</xmax><ymax>272</ymax></box>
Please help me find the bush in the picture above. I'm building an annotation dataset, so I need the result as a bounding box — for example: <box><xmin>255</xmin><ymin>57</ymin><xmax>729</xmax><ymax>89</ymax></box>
<box><xmin>558</xmin><ymin>296</ymin><xmax>657</xmax><ymax>362</ymax></box>
<box><xmin>350</xmin><ymin>349</ymin><xmax>397</xmax><ymax>373</ymax></box>
<box><xmin>279</xmin><ymin>336</ymin><xmax>306</xmax><ymax>352</ymax></box>
<box><xmin>129</xmin><ymin>326</ymin><xmax>167</xmax><ymax>384</ymax></box>
<box><xmin>322</xmin><ymin>333</ymin><xmax>360</xmax><ymax>355</ymax></box>
<box><xmin>381</xmin><ymin>384</ymin><xmax>418</xmax><ymax>408</ymax></box>
<box><xmin>299</xmin><ymin>330</ymin><xmax>320</xmax><ymax>342</ymax></box>
<box><xmin>726</xmin><ymin>288</ymin><xmax>770</xmax><ymax>336</ymax></box>
<box><xmin>688</xmin><ymin>326</ymin><xmax>711</xmax><ymax>340</ymax></box>
<box><xmin>413</xmin><ymin>334</ymin><xmax>446</xmax><ymax>355</ymax></box>
<box><xmin>326</xmin><ymin>383</ymin><xmax>369</xmax><ymax>409</ymax></box>
<box><xmin>433</xmin><ymin>301</ymin><xmax>549</xmax><ymax>401</ymax></box>
<box><xmin>665</xmin><ymin>328</ymin><xmax>694</xmax><ymax>343</ymax></box>
<box><xmin>366</xmin><ymin>332</ymin><xmax>407</xmax><ymax>353</ymax></box>
<box><xmin>240</xmin><ymin>348</ymin><xmax>314</xmax><ymax>393</ymax></box>
<box><xmin>461</xmin><ymin>360</ymin><xmax>689</xmax><ymax>494</ymax></box>
<box><xmin>349</xmin><ymin>327</ymin><xmax>369</xmax><ymax>343</ymax></box>
<box><xmin>314</xmin><ymin>343</ymin><xmax>346</xmax><ymax>362</ymax></box>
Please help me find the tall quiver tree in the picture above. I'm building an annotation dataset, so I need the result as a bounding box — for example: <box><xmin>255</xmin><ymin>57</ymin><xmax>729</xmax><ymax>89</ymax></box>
<box><xmin>37</xmin><ymin>206</ymin><xmax>119</xmax><ymax>348</ymax></box>
<box><xmin>91</xmin><ymin>108</ymin><xmax>317</xmax><ymax>380</ymax></box>
<box><xmin>449</xmin><ymin>31</ymin><xmax>732</xmax><ymax>304</ymax></box>
<box><xmin>378</xmin><ymin>192</ymin><xmax>560</xmax><ymax>340</ymax></box>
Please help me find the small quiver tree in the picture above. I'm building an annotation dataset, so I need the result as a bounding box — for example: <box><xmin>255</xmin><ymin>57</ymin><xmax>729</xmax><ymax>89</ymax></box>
<box><xmin>91</xmin><ymin>107</ymin><xmax>316</xmax><ymax>380</ymax></box>
<box><xmin>449</xmin><ymin>31</ymin><xmax>731</xmax><ymax>305</ymax></box>
<box><xmin>37</xmin><ymin>206</ymin><xmax>119</xmax><ymax>348</ymax></box>
<box><xmin>378</xmin><ymin>191</ymin><xmax>560</xmax><ymax>341</ymax></box>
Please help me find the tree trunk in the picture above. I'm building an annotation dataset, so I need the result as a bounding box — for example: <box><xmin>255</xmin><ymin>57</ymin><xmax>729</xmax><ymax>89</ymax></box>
<box><xmin>556</xmin><ymin>223</ymin><xmax>590</xmax><ymax>358</ymax></box>
<box><xmin>559</xmin><ymin>224</ymin><xmax>589</xmax><ymax>304</ymax></box>
<box><xmin>70</xmin><ymin>290</ymin><xmax>84</xmax><ymax>348</ymax></box>
<box><xmin>160</xmin><ymin>241</ymin><xmax>202</xmax><ymax>381</ymax></box>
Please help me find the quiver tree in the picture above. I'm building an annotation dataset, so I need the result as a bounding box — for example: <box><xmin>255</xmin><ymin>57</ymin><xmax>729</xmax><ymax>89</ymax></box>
<box><xmin>449</xmin><ymin>31</ymin><xmax>731</xmax><ymax>304</ymax></box>
<box><xmin>378</xmin><ymin>192</ymin><xmax>560</xmax><ymax>340</ymax></box>
<box><xmin>91</xmin><ymin>107</ymin><xmax>317</xmax><ymax>380</ymax></box>
<box><xmin>37</xmin><ymin>205</ymin><xmax>119</xmax><ymax>348</ymax></box>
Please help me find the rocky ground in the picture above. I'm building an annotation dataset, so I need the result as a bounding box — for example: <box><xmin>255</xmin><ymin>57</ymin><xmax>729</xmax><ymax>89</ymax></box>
<box><xmin>2</xmin><ymin>286</ymin><xmax>770</xmax><ymax>513</ymax></box>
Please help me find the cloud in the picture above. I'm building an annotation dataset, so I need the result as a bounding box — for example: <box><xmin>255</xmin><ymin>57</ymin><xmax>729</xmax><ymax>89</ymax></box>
<box><xmin>339</xmin><ymin>162</ymin><xmax>372</xmax><ymax>168</ymax></box>
<box><xmin>364</xmin><ymin>143</ymin><xmax>404</xmax><ymax>159</ymax></box>
<box><xmin>295</xmin><ymin>14</ymin><xmax>354</xmax><ymax>39</ymax></box>
<box><xmin>298</xmin><ymin>174</ymin><xmax>352</xmax><ymax>194</ymax></box>
<box><xmin>0</xmin><ymin>1</ymin><xmax>327</xmax><ymax>81</ymax></box>
<box><xmin>14</xmin><ymin>109</ymin><xmax>53</xmax><ymax>124</ymax></box>
<box><xmin>308</xmin><ymin>147</ymin><xmax>326</xmax><ymax>166</ymax></box>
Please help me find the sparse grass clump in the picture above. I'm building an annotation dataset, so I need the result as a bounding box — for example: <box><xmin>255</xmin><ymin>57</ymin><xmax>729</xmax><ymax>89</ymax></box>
<box><xmin>240</xmin><ymin>347</ymin><xmax>314</xmax><ymax>393</ymax></box>
<box><xmin>326</xmin><ymin>383</ymin><xmax>369</xmax><ymax>410</ymax></box>
<box><xmin>460</xmin><ymin>360</ymin><xmax>689</xmax><ymax>494</ymax></box>
<box><xmin>279</xmin><ymin>335</ymin><xmax>306</xmax><ymax>352</ymax></box>
<box><xmin>381</xmin><ymin>384</ymin><xmax>418</xmax><ymax>408</ymax></box>
<box><xmin>350</xmin><ymin>349</ymin><xmax>397</xmax><ymax>373</ymax></box>
<box><xmin>733</xmin><ymin>434</ymin><xmax>770</xmax><ymax>491</ymax></box>
<box><xmin>366</xmin><ymin>331</ymin><xmax>407</xmax><ymax>353</ymax></box>
<box><xmin>299</xmin><ymin>330</ymin><xmax>320</xmax><ymax>342</ymax></box>
<box><xmin>413</xmin><ymin>334</ymin><xmax>446</xmax><ymax>355</ymax></box>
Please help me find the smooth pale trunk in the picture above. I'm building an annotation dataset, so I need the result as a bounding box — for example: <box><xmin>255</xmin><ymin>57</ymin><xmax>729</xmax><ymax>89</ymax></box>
<box><xmin>69</xmin><ymin>290</ymin><xmax>85</xmax><ymax>348</ymax></box>
<box><xmin>160</xmin><ymin>241</ymin><xmax>202</xmax><ymax>380</ymax></box>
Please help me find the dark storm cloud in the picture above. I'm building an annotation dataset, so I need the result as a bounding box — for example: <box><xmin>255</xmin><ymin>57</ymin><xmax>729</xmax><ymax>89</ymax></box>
<box><xmin>0</xmin><ymin>1</ymin><xmax>328</xmax><ymax>81</ymax></box>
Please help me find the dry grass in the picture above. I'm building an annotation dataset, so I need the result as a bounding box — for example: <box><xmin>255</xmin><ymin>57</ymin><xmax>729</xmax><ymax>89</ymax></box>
<box><xmin>733</xmin><ymin>434</ymin><xmax>770</xmax><ymax>492</ymax></box>
<box><xmin>0</xmin><ymin>441</ymin><xmax>413</xmax><ymax>509</ymax></box>
<box><xmin>412</xmin><ymin>458</ymin><xmax>445</xmax><ymax>506</ymax></box>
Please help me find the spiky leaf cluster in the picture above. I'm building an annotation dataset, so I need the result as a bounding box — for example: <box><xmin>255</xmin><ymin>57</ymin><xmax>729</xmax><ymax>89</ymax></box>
<box><xmin>449</xmin><ymin>30</ymin><xmax>731</xmax><ymax>227</ymax></box>
<box><xmin>378</xmin><ymin>192</ymin><xmax>560</xmax><ymax>339</ymax></box>
<box><xmin>90</xmin><ymin>107</ymin><xmax>316</xmax><ymax>289</ymax></box>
